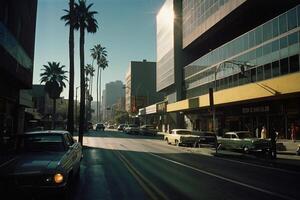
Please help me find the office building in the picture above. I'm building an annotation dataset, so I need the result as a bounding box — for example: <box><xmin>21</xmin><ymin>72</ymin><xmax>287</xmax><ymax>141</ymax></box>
<box><xmin>0</xmin><ymin>0</ymin><xmax>37</xmax><ymax>140</ymax></box>
<box><xmin>125</xmin><ymin>60</ymin><xmax>163</xmax><ymax>115</ymax></box>
<box><xmin>156</xmin><ymin>0</ymin><xmax>300</xmax><ymax>137</ymax></box>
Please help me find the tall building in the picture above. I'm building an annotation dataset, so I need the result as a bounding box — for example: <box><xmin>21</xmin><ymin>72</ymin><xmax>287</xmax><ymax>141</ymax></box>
<box><xmin>125</xmin><ymin>60</ymin><xmax>163</xmax><ymax>115</ymax></box>
<box><xmin>102</xmin><ymin>80</ymin><xmax>125</xmax><ymax>121</ymax></box>
<box><xmin>156</xmin><ymin>0</ymin><xmax>300</xmax><ymax>137</ymax></box>
<box><xmin>0</xmin><ymin>0</ymin><xmax>37</xmax><ymax>139</ymax></box>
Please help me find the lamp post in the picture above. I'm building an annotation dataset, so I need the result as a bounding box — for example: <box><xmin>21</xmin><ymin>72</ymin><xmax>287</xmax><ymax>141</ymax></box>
<box><xmin>75</xmin><ymin>86</ymin><xmax>80</xmax><ymax>130</ymax></box>
<box><xmin>211</xmin><ymin>60</ymin><xmax>255</xmax><ymax>132</ymax></box>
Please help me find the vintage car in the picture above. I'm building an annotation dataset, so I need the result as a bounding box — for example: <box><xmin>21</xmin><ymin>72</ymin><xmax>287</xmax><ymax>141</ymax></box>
<box><xmin>95</xmin><ymin>123</ymin><xmax>105</xmax><ymax>131</ymax></box>
<box><xmin>139</xmin><ymin>125</ymin><xmax>158</xmax><ymax>136</ymax></box>
<box><xmin>124</xmin><ymin>124</ymin><xmax>140</xmax><ymax>134</ymax></box>
<box><xmin>217</xmin><ymin>131</ymin><xmax>271</xmax><ymax>153</ymax></box>
<box><xmin>164</xmin><ymin>129</ymin><xmax>200</xmax><ymax>146</ymax></box>
<box><xmin>193</xmin><ymin>131</ymin><xmax>217</xmax><ymax>148</ymax></box>
<box><xmin>0</xmin><ymin>131</ymin><xmax>82</xmax><ymax>198</ymax></box>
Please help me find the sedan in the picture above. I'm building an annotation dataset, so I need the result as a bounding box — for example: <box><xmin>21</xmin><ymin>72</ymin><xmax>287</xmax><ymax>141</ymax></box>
<box><xmin>139</xmin><ymin>125</ymin><xmax>158</xmax><ymax>136</ymax></box>
<box><xmin>217</xmin><ymin>131</ymin><xmax>271</xmax><ymax>153</ymax></box>
<box><xmin>193</xmin><ymin>131</ymin><xmax>217</xmax><ymax>148</ymax></box>
<box><xmin>164</xmin><ymin>129</ymin><xmax>200</xmax><ymax>146</ymax></box>
<box><xmin>0</xmin><ymin>131</ymin><xmax>82</xmax><ymax>198</ymax></box>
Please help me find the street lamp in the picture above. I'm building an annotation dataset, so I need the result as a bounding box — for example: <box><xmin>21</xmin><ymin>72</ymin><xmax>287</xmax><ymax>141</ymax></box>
<box><xmin>211</xmin><ymin>60</ymin><xmax>255</xmax><ymax>132</ymax></box>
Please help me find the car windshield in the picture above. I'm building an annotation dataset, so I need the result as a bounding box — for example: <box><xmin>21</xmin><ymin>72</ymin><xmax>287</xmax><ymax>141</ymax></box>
<box><xmin>176</xmin><ymin>130</ymin><xmax>192</xmax><ymax>135</ymax></box>
<box><xmin>16</xmin><ymin>134</ymin><xmax>65</xmax><ymax>153</ymax></box>
<box><xmin>129</xmin><ymin>124</ymin><xmax>138</xmax><ymax>128</ymax></box>
<box><xmin>236</xmin><ymin>132</ymin><xmax>253</xmax><ymax>139</ymax></box>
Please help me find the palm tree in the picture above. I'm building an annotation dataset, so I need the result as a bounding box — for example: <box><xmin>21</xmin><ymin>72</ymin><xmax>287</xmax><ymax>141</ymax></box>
<box><xmin>90</xmin><ymin>44</ymin><xmax>107</xmax><ymax>122</ymax></box>
<box><xmin>40</xmin><ymin>62</ymin><xmax>67</xmax><ymax>129</ymax></box>
<box><xmin>61</xmin><ymin>0</ymin><xmax>75</xmax><ymax>135</ymax></box>
<box><xmin>74</xmin><ymin>0</ymin><xmax>98</xmax><ymax>144</ymax></box>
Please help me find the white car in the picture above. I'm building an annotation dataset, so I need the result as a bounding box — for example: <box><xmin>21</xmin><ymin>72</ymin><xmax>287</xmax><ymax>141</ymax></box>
<box><xmin>164</xmin><ymin>129</ymin><xmax>200</xmax><ymax>146</ymax></box>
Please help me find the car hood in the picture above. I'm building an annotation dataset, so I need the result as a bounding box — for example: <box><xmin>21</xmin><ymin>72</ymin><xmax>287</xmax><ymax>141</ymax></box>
<box><xmin>0</xmin><ymin>152</ymin><xmax>64</xmax><ymax>176</ymax></box>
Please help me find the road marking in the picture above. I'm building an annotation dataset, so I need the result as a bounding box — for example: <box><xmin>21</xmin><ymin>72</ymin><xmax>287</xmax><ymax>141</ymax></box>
<box><xmin>108</xmin><ymin>144</ymin><xmax>169</xmax><ymax>200</ymax></box>
<box><xmin>149</xmin><ymin>153</ymin><xmax>297</xmax><ymax>200</ymax></box>
<box><xmin>214</xmin><ymin>155</ymin><xmax>300</xmax><ymax>175</ymax></box>
<box><xmin>0</xmin><ymin>157</ymin><xmax>16</xmax><ymax>168</ymax></box>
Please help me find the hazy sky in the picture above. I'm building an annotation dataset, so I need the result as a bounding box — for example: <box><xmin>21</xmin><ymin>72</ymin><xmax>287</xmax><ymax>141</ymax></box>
<box><xmin>33</xmin><ymin>0</ymin><xmax>164</xmax><ymax>99</ymax></box>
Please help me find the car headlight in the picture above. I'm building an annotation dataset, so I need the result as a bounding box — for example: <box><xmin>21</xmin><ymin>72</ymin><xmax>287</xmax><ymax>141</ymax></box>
<box><xmin>54</xmin><ymin>173</ymin><xmax>64</xmax><ymax>184</ymax></box>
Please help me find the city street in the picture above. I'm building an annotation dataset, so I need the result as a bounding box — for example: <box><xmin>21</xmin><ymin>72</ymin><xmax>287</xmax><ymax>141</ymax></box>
<box><xmin>69</xmin><ymin>130</ymin><xmax>300</xmax><ymax>200</ymax></box>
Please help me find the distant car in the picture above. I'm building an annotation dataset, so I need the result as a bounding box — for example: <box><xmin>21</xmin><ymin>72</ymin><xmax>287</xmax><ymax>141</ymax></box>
<box><xmin>95</xmin><ymin>123</ymin><xmax>105</xmax><ymax>131</ymax></box>
<box><xmin>193</xmin><ymin>131</ymin><xmax>217</xmax><ymax>148</ymax></box>
<box><xmin>124</xmin><ymin>124</ymin><xmax>140</xmax><ymax>134</ymax></box>
<box><xmin>217</xmin><ymin>131</ymin><xmax>271</xmax><ymax>153</ymax></box>
<box><xmin>87</xmin><ymin>122</ymin><xmax>93</xmax><ymax>130</ymax></box>
<box><xmin>164</xmin><ymin>129</ymin><xmax>200</xmax><ymax>146</ymax></box>
<box><xmin>0</xmin><ymin>131</ymin><xmax>82</xmax><ymax>198</ymax></box>
<box><xmin>107</xmin><ymin>124</ymin><xmax>115</xmax><ymax>129</ymax></box>
<box><xmin>117</xmin><ymin>124</ymin><xmax>125</xmax><ymax>131</ymax></box>
<box><xmin>139</xmin><ymin>125</ymin><xmax>158</xmax><ymax>136</ymax></box>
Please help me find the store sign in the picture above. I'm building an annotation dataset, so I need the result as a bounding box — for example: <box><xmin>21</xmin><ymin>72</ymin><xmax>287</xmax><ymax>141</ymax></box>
<box><xmin>242</xmin><ymin>106</ymin><xmax>269</xmax><ymax>114</ymax></box>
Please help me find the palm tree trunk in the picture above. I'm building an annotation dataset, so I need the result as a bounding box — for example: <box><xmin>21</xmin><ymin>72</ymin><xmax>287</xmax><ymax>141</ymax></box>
<box><xmin>79</xmin><ymin>25</ymin><xmax>85</xmax><ymax>145</ymax></box>
<box><xmin>67</xmin><ymin>0</ymin><xmax>74</xmax><ymax>135</ymax></box>
<box><xmin>96</xmin><ymin>66</ymin><xmax>99</xmax><ymax>121</ymax></box>
<box><xmin>99</xmin><ymin>68</ymin><xmax>102</xmax><ymax>121</ymax></box>
<box><xmin>52</xmin><ymin>98</ymin><xmax>56</xmax><ymax>129</ymax></box>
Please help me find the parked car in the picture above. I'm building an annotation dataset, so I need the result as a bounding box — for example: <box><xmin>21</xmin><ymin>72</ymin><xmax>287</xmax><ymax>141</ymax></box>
<box><xmin>0</xmin><ymin>130</ymin><xmax>82</xmax><ymax>198</ymax></box>
<box><xmin>107</xmin><ymin>124</ymin><xmax>115</xmax><ymax>129</ymax></box>
<box><xmin>139</xmin><ymin>125</ymin><xmax>158</xmax><ymax>136</ymax></box>
<box><xmin>95</xmin><ymin>123</ymin><xmax>105</xmax><ymax>131</ymax></box>
<box><xmin>117</xmin><ymin>124</ymin><xmax>125</xmax><ymax>131</ymax></box>
<box><xmin>193</xmin><ymin>131</ymin><xmax>217</xmax><ymax>148</ymax></box>
<box><xmin>87</xmin><ymin>121</ymin><xmax>93</xmax><ymax>130</ymax></box>
<box><xmin>124</xmin><ymin>124</ymin><xmax>140</xmax><ymax>134</ymax></box>
<box><xmin>217</xmin><ymin>131</ymin><xmax>271</xmax><ymax>153</ymax></box>
<box><xmin>164</xmin><ymin>129</ymin><xmax>200</xmax><ymax>146</ymax></box>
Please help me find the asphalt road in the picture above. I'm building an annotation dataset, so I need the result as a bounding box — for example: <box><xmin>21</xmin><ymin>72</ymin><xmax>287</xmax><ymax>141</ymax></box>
<box><xmin>69</xmin><ymin>130</ymin><xmax>300</xmax><ymax>200</ymax></box>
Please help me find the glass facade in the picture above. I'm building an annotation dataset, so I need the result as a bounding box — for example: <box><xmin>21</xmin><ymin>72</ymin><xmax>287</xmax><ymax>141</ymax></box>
<box><xmin>156</xmin><ymin>0</ymin><xmax>175</xmax><ymax>91</ymax></box>
<box><xmin>182</xmin><ymin>0</ymin><xmax>244</xmax><ymax>47</ymax></box>
<box><xmin>184</xmin><ymin>5</ymin><xmax>300</xmax><ymax>98</ymax></box>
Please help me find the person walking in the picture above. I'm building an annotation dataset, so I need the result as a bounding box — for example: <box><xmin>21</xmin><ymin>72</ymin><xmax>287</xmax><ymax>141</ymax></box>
<box><xmin>269</xmin><ymin>127</ymin><xmax>278</xmax><ymax>159</ymax></box>
<box><xmin>291</xmin><ymin>123</ymin><xmax>296</xmax><ymax>142</ymax></box>
<box><xmin>261</xmin><ymin>125</ymin><xmax>267</xmax><ymax>139</ymax></box>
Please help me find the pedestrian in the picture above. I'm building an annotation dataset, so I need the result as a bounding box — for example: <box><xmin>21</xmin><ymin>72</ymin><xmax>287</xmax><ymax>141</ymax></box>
<box><xmin>255</xmin><ymin>127</ymin><xmax>259</xmax><ymax>138</ymax></box>
<box><xmin>269</xmin><ymin>127</ymin><xmax>277</xmax><ymax>159</ymax></box>
<box><xmin>291</xmin><ymin>123</ymin><xmax>296</xmax><ymax>142</ymax></box>
<box><xmin>261</xmin><ymin>125</ymin><xmax>267</xmax><ymax>139</ymax></box>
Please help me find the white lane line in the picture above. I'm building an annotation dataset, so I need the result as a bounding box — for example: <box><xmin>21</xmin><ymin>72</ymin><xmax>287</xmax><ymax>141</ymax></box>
<box><xmin>214</xmin><ymin>155</ymin><xmax>300</xmax><ymax>175</ymax></box>
<box><xmin>149</xmin><ymin>153</ymin><xmax>296</xmax><ymax>200</ymax></box>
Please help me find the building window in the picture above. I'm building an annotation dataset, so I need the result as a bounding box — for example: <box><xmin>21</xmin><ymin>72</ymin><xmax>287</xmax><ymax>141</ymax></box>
<box><xmin>255</xmin><ymin>26</ymin><xmax>263</xmax><ymax>45</ymax></box>
<box><xmin>280</xmin><ymin>36</ymin><xmax>288</xmax><ymax>49</ymax></box>
<box><xmin>256</xmin><ymin>46</ymin><xmax>263</xmax><ymax>58</ymax></box>
<box><xmin>298</xmin><ymin>5</ymin><xmax>300</xmax><ymax>27</ymax></box>
<box><xmin>289</xmin><ymin>55</ymin><xmax>300</xmax><ymax>73</ymax></box>
<box><xmin>272</xmin><ymin>40</ymin><xmax>279</xmax><ymax>52</ymax></box>
<box><xmin>257</xmin><ymin>66</ymin><xmax>264</xmax><ymax>81</ymax></box>
<box><xmin>272</xmin><ymin>61</ymin><xmax>280</xmax><ymax>77</ymax></box>
<box><xmin>288</xmin><ymin>32</ymin><xmax>298</xmax><ymax>45</ymax></box>
<box><xmin>263</xmin><ymin>21</ymin><xmax>272</xmax><ymax>42</ymax></box>
<box><xmin>249</xmin><ymin>30</ymin><xmax>255</xmax><ymax>48</ymax></box>
<box><xmin>280</xmin><ymin>58</ymin><xmax>289</xmax><ymax>75</ymax></box>
<box><xmin>264</xmin><ymin>64</ymin><xmax>271</xmax><ymax>79</ymax></box>
<box><xmin>251</xmin><ymin>68</ymin><xmax>257</xmax><ymax>82</ymax></box>
<box><xmin>272</xmin><ymin>18</ymin><xmax>279</xmax><ymax>37</ymax></box>
<box><xmin>287</xmin><ymin>7</ymin><xmax>297</xmax><ymax>31</ymax></box>
<box><xmin>279</xmin><ymin>13</ymin><xmax>287</xmax><ymax>34</ymax></box>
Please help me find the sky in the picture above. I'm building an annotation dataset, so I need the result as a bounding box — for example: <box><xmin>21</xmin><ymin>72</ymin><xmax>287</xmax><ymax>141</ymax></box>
<box><xmin>33</xmin><ymin>0</ymin><xmax>164</xmax><ymax>99</ymax></box>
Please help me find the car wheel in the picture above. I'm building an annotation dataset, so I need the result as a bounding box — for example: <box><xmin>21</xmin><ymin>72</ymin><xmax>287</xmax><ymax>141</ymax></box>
<box><xmin>166</xmin><ymin>138</ymin><xmax>170</xmax><ymax>145</ymax></box>
<box><xmin>243</xmin><ymin>146</ymin><xmax>249</xmax><ymax>154</ymax></box>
